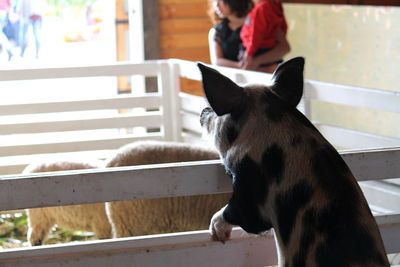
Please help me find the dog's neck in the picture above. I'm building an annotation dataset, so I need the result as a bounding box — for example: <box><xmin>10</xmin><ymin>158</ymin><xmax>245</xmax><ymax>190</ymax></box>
<box><xmin>226</xmin><ymin>146</ymin><xmax>389</xmax><ymax>267</ymax></box>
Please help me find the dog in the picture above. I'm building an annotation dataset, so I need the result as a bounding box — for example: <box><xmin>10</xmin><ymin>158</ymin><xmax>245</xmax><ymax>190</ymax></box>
<box><xmin>198</xmin><ymin>58</ymin><xmax>389</xmax><ymax>267</ymax></box>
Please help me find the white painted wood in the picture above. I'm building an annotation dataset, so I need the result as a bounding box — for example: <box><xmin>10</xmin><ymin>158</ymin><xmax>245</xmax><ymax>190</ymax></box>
<box><xmin>1</xmin><ymin>147</ymin><xmax>400</xmax><ymax>212</ymax></box>
<box><xmin>181</xmin><ymin>112</ymin><xmax>203</xmax><ymax>134</ymax></box>
<box><xmin>180</xmin><ymin>92</ymin><xmax>207</xmax><ymax>114</ymax></box>
<box><xmin>174</xmin><ymin>60</ymin><xmax>237</xmax><ymax>84</ymax></box>
<box><xmin>360</xmin><ymin>181</ymin><xmax>400</xmax><ymax>213</ymax></box>
<box><xmin>169</xmin><ymin>63</ymin><xmax>183</xmax><ymax>141</ymax></box>
<box><xmin>307</xmin><ymin>80</ymin><xmax>400</xmax><ymax>114</ymax></box>
<box><xmin>0</xmin><ymin>113</ymin><xmax>162</xmax><ymax>134</ymax></box>
<box><xmin>158</xmin><ymin>62</ymin><xmax>181</xmax><ymax>141</ymax></box>
<box><xmin>127</xmin><ymin>0</ymin><xmax>146</xmax><ymax>94</ymax></box>
<box><xmin>0</xmin><ymin>134</ymin><xmax>162</xmax><ymax>157</ymax></box>
<box><xmin>172</xmin><ymin>60</ymin><xmax>400</xmax><ymax>115</ymax></box>
<box><xmin>0</xmin><ymin>216</ymin><xmax>398</xmax><ymax>266</ymax></box>
<box><xmin>340</xmin><ymin>147</ymin><xmax>400</xmax><ymax>181</ymax></box>
<box><xmin>172</xmin><ymin>59</ymin><xmax>273</xmax><ymax>87</ymax></box>
<box><xmin>158</xmin><ymin>62</ymin><xmax>174</xmax><ymax>141</ymax></box>
<box><xmin>0</xmin><ymin>150</ymin><xmax>116</xmax><ymax>175</ymax></box>
<box><xmin>0</xmin><ymin>160</ymin><xmax>229</xmax><ymax>211</ymax></box>
<box><xmin>385</xmin><ymin>179</ymin><xmax>400</xmax><ymax>186</ymax></box>
<box><xmin>128</xmin><ymin>1</ymin><xmax>144</xmax><ymax>64</ymax></box>
<box><xmin>0</xmin><ymin>229</ymin><xmax>278</xmax><ymax>267</ymax></box>
<box><xmin>0</xmin><ymin>94</ymin><xmax>161</xmax><ymax>115</ymax></box>
<box><xmin>299</xmin><ymin>82</ymin><xmax>312</xmax><ymax>119</ymax></box>
<box><xmin>315</xmin><ymin>123</ymin><xmax>400</xmax><ymax>149</ymax></box>
<box><xmin>230</xmin><ymin>68</ymin><xmax>273</xmax><ymax>86</ymax></box>
<box><xmin>376</xmin><ymin>214</ymin><xmax>400</xmax><ymax>254</ymax></box>
<box><xmin>171</xmin><ymin>58</ymin><xmax>202</xmax><ymax>81</ymax></box>
<box><xmin>0</xmin><ymin>61</ymin><xmax>160</xmax><ymax>81</ymax></box>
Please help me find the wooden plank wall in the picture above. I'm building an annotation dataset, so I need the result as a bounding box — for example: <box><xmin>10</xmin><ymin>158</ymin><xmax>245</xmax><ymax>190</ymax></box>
<box><xmin>159</xmin><ymin>0</ymin><xmax>212</xmax><ymax>95</ymax></box>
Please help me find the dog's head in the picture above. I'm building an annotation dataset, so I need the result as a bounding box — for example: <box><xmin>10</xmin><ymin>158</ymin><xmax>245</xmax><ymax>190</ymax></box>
<box><xmin>199</xmin><ymin>57</ymin><xmax>305</xmax><ymax>163</ymax></box>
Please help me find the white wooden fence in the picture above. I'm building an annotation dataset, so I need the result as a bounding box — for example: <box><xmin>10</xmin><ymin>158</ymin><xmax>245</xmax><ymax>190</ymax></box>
<box><xmin>0</xmin><ymin>59</ymin><xmax>400</xmax><ymax>266</ymax></box>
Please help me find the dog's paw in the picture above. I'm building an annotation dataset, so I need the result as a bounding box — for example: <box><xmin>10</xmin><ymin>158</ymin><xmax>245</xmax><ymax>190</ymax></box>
<box><xmin>209</xmin><ymin>207</ymin><xmax>233</xmax><ymax>243</ymax></box>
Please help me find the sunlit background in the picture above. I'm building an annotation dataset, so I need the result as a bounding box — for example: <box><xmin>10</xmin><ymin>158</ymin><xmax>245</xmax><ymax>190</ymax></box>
<box><xmin>0</xmin><ymin>0</ymin><xmax>116</xmax><ymax>64</ymax></box>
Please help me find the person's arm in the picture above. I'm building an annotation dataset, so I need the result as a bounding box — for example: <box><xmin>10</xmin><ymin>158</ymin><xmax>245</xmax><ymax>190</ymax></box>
<box><xmin>240</xmin><ymin>5</ymin><xmax>271</xmax><ymax>70</ymax></box>
<box><xmin>208</xmin><ymin>28</ymin><xmax>240</xmax><ymax>68</ymax></box>
<box><xmin>240</xmin><ymin>28</ymin><xmax>290</xmax><ymax>71</ymax></box>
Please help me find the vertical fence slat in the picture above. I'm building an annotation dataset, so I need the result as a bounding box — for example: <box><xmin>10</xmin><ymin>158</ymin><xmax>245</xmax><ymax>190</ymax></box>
<box><xmin>158</xmin><ymin>62</ymin><xmax>182</xmax><ymax>141</ymax></box>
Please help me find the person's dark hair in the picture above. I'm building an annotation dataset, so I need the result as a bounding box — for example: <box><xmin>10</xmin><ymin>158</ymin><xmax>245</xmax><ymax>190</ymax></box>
<box><xmin>208</xmin><ymin>0</ymin><xmax>253</xmax><ymax>24</ymax></box>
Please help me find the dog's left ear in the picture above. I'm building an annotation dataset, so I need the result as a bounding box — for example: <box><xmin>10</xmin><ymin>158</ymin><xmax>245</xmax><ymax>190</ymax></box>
<box><xmin>198</xmin><ymin>63</ymin><xmax>245</xmax><ymax>116</ymax></box>
<box><xmin>271</xmin><ymin>57</ymin><xmax>305</xmax><ymax>107</ymax></box>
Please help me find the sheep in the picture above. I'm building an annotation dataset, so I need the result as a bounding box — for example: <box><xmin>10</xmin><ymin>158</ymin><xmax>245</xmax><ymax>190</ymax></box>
<box><xmin>24</xmin><ymin>160</ymin><xmax>112</xmax><ymax>246</ymax></box>
<box><xmin>104</xmin><ymin>140</ymin><xmax>232</xmax><ymax>237</ymax></box>
<box><xmin>25</xmin><ymin>141</ymin><xmax>231</xmax><ymax>244</ymax></box>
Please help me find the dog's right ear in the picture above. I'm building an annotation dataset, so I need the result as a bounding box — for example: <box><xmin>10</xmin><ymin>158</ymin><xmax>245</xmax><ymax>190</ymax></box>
<box><xmin>271</xmin><ymin>57</ymin><xmax>305</xmax><ymax>107</ymax></box>
<box><xmin>198</xmin><ymin>63</ymin><xmax>245</xmax><ymax>116</ymax></box>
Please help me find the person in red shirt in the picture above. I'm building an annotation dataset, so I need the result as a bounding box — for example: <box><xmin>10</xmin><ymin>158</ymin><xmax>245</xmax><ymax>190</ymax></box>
<box><xmin>240</xmin><ymin>0</ymin><xmax>290</xmax><ymax>73</ymax></box>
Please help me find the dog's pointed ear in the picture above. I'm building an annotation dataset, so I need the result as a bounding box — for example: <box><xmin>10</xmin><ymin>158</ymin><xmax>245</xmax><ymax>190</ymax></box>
<box><xmin>271</xmin><ymin>57</ymin><xmax>305</xmax><ymax>107</ymax></box>
<box><xmin>198</xmin><ymin>63</ymin><xmax>245</xmax><ymax>116</ymax></box>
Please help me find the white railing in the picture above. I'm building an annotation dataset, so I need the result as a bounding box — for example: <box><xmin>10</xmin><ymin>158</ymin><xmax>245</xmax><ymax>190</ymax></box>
<box><xmin>0</xmin><ymin>59</ymin><xmax>400</xmax><ymax>266</ymax></box>
<box><xmin>0</xmin><ymin>61</ymin><xmax>183</xmax><ymax>175</ymax></box>
<box><xmin>1</xmin><ymin>59</ymin><xmax>400</xmax><ymax>174</ymax></box>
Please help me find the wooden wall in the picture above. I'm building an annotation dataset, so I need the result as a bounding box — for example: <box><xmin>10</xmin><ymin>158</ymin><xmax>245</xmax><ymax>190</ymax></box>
<box><xmin>159</xmin><ymin>0</ymin><xmax>211</xmax><ymax>62</ymax></box>
<box><xmin>159</xmin><ymin>0</ymin><xmax>212</xmax><ymax>95</ymax></box>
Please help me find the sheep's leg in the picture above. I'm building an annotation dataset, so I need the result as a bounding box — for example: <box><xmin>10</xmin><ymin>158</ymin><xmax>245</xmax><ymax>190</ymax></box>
<box><xmin>26</xmin><ymin>208</ymin><xmax>55</xmax><ymax>246</ymax></box>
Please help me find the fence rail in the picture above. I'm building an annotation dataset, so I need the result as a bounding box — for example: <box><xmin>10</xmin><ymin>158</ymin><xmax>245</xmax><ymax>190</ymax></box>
<box><xmin>0</xmin><ymin>94</ymin><xmax>161</xmax><ymax>115</ymax></box>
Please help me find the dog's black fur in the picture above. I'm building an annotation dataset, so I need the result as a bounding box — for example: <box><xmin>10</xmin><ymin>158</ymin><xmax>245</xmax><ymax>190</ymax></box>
<box><xmin>198</xmin><ymin>58</ymin><xmax>389</xmax><ymax>267</ymax></box>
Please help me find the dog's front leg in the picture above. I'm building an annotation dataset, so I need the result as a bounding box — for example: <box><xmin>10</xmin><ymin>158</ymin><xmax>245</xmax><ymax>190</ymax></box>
<box><xmin>209</xmin><ymin>205</ymin><xmax>233</xmax><ymax>243</ymax></box>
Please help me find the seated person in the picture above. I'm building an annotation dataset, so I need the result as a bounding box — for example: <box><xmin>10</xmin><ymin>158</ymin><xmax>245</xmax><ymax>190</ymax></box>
<box><xmin>208</xmin><ymin>0</ymin><xmax>290</xmax><ymax>73</ymax></box>
<box><xmin>240</xmin><ymin>0</ymin><xmax>290</xmax><ymax>73</ymax></box>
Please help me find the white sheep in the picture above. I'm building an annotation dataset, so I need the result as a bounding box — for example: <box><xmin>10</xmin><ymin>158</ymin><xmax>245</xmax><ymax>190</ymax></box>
<box><xmin>105</xmin><ymin>140</ymin><xmax>231</xmax><ymax>237</ymax></box>
<box><xmin>25</xmin><ymin>141</ymin><xmax>231</xmax><ymax>244</ymax></box>
<box><xmin>24</xmin><ymin>160</ymin><xmax>112</xmax><ymax>246</ymax></box>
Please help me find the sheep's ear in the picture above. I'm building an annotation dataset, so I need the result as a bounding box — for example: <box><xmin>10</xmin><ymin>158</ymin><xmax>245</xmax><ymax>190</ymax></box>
<box><xmin>198</xmin><ymin>63</ymin><xmax>245</xmax><ymax>116</ymax></box>
<box><xmin>271</xmin><ymin>57</ymin><xmax>305</xmax><ymax>107</ymax></box>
